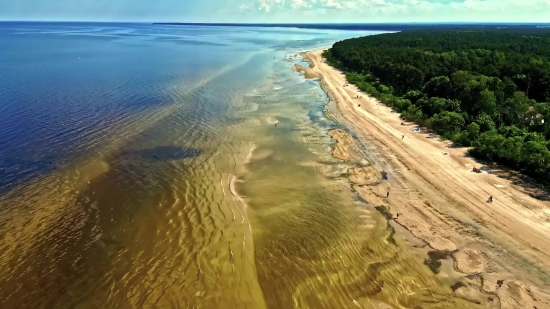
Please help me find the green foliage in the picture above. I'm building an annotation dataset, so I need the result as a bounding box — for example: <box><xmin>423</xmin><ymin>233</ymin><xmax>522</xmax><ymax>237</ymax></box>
<box><xmin>424</xmin><ymin>76</ymin><xmax>452</xmax><ymax>98</ymax></box>
<box><xmin>476</xmin><ymin>113</ymin><xmax>496</xmax><ymax>132</ymax></box>
<box><xmin>377</xmin><ymin>84</ymin><xmax>392</xmax><ymax>94</ymax></box>
<box><xmin>467</xmin><ymin>122</ymin><xmax>481</xmax><ymax>136</ymax></box>
<box><xmin>478</xmin><ymin>89</ymin><xmax>498</xmax><ymax>115</ymax></box>
<box><xmin>431</xmin><ymin>111</ymin><xmax>465</xmax><ymax>137</ymax></box>
<box><xmin>328</xmin><ymin>29</ymin><xmax>550</xmax><ymax>184</ymax></box>
<box><xmin>403</xmin><ymin>90</ymin><xmax>425</xmax><ymax>104</ymax></box>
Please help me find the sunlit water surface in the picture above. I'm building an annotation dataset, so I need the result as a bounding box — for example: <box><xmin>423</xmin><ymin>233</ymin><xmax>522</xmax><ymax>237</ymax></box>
<box><xmin>0</xmin><ymin>23</ymin><xmax>472</xmax><ymax>308</ymax></box>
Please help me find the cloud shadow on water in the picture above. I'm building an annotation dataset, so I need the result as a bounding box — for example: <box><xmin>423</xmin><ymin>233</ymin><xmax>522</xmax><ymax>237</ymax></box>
<box><xmin>117</xmin><ymin>145</ymin><xmax>201</xmax><ymax>162</ymax></box>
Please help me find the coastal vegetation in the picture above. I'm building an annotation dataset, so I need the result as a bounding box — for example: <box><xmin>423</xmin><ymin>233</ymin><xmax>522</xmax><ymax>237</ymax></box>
<box><xmin>324</xmin><ymin>29</ymin><xmax>550</xmax><ymax>183</ymax></box>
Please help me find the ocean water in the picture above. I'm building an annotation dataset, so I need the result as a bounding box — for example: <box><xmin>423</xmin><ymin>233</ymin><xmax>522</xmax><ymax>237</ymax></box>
<box><xmin>0</xmin><ymin>23</ymin><xmax>470</xmax><ymax>308</ymax></box>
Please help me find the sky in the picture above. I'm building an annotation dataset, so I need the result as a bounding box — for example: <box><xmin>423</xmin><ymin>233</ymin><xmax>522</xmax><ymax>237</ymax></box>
<box><xmin>1</xmin><ymin>0</ymin><xmax>549</xmax><ymax>23</ymax></box>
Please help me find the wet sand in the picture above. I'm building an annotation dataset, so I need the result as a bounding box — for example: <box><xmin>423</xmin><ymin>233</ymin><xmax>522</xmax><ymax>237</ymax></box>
<box><xmin>300</xmin><ymin>49</ymin><xmax>550</xmax><ymax>308</ymax></box>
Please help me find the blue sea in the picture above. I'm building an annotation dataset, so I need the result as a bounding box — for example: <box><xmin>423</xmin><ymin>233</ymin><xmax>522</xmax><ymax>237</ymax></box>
<box><xmin>0</xmin><ymin>23</ymin><xmax>375</xmax><ymax>192</ymax></box>
<box><xmin>1</xmin><ymin>22</ymin><xmax>433</xmax><ymax>308</ymax></box>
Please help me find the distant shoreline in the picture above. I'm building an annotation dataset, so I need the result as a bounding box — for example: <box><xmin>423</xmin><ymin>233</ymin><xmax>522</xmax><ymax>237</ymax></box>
<box><xmin>3</xmin><ymin>21</ymin><xmax>549</xmax><ymax>32</ymax></box>
<box><xmin>152</xmin><ymin>22</ymin><xmax>550</xmax><ymax>32</ymax></box>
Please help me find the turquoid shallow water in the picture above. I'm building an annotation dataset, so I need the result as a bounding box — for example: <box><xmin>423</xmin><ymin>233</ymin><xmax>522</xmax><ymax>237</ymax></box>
<box><xmin>0</xmin><ymin>23</ymin><xmax>470</xmax><ymax>308</ymax></box>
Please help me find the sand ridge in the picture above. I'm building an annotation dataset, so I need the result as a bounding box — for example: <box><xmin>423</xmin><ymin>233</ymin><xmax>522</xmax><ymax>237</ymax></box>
<box><xmin>301</xmin><ymin>49</ymin><xmax>550</xmax><ymax>309</ymax></box>
<box><xmin>294</xmin><ymin>63</ymin><xmax>321</xmax><ymax>79</ymax></box>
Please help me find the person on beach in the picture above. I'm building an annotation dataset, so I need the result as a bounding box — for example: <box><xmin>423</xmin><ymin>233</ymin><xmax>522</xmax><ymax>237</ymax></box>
<box><xmin>487</xmin><ymin>196</ymin><xmax>493</xmax><ymax>203</ymax></box>
<box><xmin>358</xmin><ymin>104</ymin><xmax>361</xmax><ymax>107</ymax></box>
<box><xmin>396</xmin><ymin>213</ymin><xmax>399</xmax><ymax>219</ymax></box>
<box><xmin>402</xmin><ymin>135</ymin><xmax>404</xmax><ymax>140</ymax></box>
<box><xmin>386</xmin><ymin>191</ymin><xmax>390</xmax><ymax>197</ymax></box>
<box><xmin>275</xmin><ymin>123</ymin><xmax>277</xmax><ymax>127</ymax></box>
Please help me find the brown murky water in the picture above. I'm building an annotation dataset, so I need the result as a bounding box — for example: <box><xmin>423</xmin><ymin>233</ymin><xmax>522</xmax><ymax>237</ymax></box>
<box><xmin>1</xmin><ymin>46</ymin><xmax>476</xmax><ymax>308</ymax></box>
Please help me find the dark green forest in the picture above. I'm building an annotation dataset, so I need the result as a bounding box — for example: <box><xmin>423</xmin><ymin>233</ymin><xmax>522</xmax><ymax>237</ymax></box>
<box><xmin>324</xmin><ymin>29</ymin><xmax>550</xmax><ymax>183</ymax></box>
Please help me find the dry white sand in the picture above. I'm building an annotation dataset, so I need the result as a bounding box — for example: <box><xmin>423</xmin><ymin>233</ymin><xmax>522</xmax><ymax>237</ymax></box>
<box><xmin>301</xmin><ymin>49</ymin><xmax>550</xmax><ymax>309</ymax></box>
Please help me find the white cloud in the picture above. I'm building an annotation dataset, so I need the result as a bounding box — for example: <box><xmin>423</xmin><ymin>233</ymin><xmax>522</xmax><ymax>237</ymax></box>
<box><xmin>256</xmin><ymin>0</ymin><xmax>354</xmax><ymax>11</ymax></box>
<box><xmin>321</xmin><ymin>0</ymin><xmax>343</xmax><ymax>8</ymax></box>
<box><xmin>450</xmin><ymin>0</ymin><xmax>496</xmax><ymax>11</ymax></box>
<box><xmin>450</xmin><ymin>0</ymin><xmax>549</xmax><ymax>11</ymax></box>
<box><xmin>253</xmin><ymin>0</ymin><xmax>394</xmax><ymax>11</ymax></box>
<box><xmin>239</xmin><ymin>3</ymin><xmax>254</xmax><ymax>12</ymax></box>
<box><xmin>257</xmin><ymin>0</ymin><xmax>287</xmax><ymax>12</ymax></box>
<box><xmin>246</xmin><ymin>0</ymin><xmax>550</xmax><ymax>18</ymax></box>
<box><xmin>291</xmin><ymin>0</ymin><xmax>313</xmax><ymax>9</ymax></box>
<box><xmin>344</xmin><ymin>1</ymin><xmax>359</xmax><ymax>9</ymax></box>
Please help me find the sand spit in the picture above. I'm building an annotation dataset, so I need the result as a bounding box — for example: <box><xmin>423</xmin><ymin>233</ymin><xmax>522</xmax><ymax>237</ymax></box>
<box><xmin>229</xmin><ymin>174</ymin><xmax>246</xmax><ymax>209</ymax></box>
<box><xmin>245</xmin><ymin>142</ymin><xmax>257</xmax><ymax>164</ymax></box>
<box><xmin>302</xmin><ymin>49</ymin><xmax>550</xmax><ymax>309</ymax></box>
<box><xmin>266</xmin><ymin>116</ymin><xmax>279</xmax><ymax>125</ymax></box>
<box><xmin>294</xmin><ymin>63</ymin><xmax>320</xmax><ymax>79</ymax></box>
<box><xmin>328</xmin><ymin>129</ymin><xmax>356</xmax><ymax>161</ymax></box>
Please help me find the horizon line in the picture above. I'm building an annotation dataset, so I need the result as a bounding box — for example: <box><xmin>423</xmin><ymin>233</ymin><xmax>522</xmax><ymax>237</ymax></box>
<box><xmin>2</xmin><ymin>20</ymin><xmax>550</xmax><ymax>24</ymax></box>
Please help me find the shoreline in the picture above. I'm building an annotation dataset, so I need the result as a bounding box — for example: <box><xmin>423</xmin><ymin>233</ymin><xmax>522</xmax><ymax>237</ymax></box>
<box><xmin>300</xmin><ymin>49</ymin><xmax>550</xmax><ymax>308</ymax></box>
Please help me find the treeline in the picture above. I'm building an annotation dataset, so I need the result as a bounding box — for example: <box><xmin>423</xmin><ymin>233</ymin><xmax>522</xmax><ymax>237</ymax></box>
<box><xmin>324</xmin><ymin>29</ymin><xmax>550</xmax><ymax>183</ymax></box>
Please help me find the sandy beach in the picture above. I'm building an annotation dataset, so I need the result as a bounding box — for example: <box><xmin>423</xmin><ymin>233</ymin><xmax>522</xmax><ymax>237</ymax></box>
<box><xmin>301</xmin><ymin>49</ymin><xmax>550</xmax><ymax>308</ymax></box>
